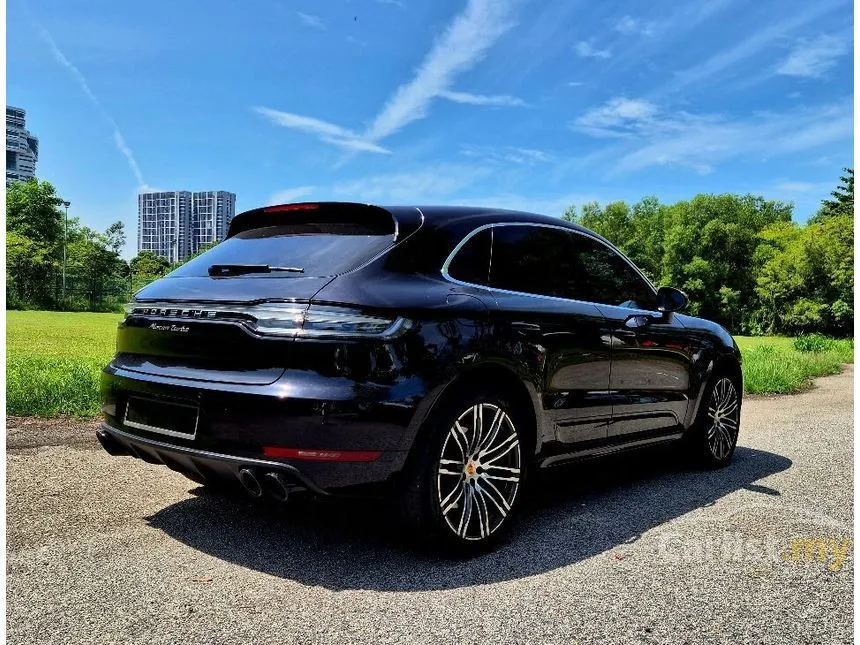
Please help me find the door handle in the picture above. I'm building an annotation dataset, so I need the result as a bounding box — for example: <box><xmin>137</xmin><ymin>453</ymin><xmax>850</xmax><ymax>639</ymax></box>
<box><xmin>624</xmin><ymin>315</ymin><xmax>650</xmax><ymax>329</ymax></box>
<box><xmin>625</xmin><ymin>313</ymin><xmax>665</xmax><ymax>328</ymax></box>
<box><xmin>511</xmin><ymin>321</ymin><xmax>541</xmax><ymax>333</ymax></box>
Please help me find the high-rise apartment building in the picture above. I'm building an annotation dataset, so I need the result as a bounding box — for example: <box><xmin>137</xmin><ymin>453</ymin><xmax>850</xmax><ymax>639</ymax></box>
<box><xmin>6</xmin><ymin>106</ymin><xmax>39</xmax><ymax>184</ymax></box>
<box><xmin>137</xmin><ymin>191</ymin><xmax>236</xmax><ymax>263</ymax></box>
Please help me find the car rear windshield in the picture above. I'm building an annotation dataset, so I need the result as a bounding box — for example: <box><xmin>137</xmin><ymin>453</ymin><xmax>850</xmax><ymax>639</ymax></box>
<box><xmin>168</xmin><ymin>224</ymin><xmax>395</xmax><ymax>278</ymax></box>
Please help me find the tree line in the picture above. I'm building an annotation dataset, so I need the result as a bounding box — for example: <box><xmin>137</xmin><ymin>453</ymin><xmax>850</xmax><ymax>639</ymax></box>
<box><xmin>563</xmin><ymin>168</ymin><xmax>853</xmax><ymax>336</ymax></box>
<box><xmin>5</xmin><ymin>179</ymin><xmax>204</xmax><ymax>311</ymax></box>
<box><xmin>6</xmin><ymin>170</ymin><xmax>854</xmax><ymax>336</ymax></box>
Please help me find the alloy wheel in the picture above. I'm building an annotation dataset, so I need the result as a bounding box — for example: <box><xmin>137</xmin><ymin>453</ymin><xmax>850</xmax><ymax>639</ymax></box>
<box><xmin>706</xmin><ymin>377</ymin><xmax>740</xmax><ymax>460</ymax></box>
<box><xmin>436</xmin><ymin>403</ymin><xmax>521</xmax><ymax>541</ymax></box>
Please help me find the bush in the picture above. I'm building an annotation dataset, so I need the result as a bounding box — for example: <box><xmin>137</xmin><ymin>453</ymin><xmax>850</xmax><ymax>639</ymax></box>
<box><xmin>793</xmin><ymin>333</ymin><xmax>832</xmax><ymax>353</ymax></box>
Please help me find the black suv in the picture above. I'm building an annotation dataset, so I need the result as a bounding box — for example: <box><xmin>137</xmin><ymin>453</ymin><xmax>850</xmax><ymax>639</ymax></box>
<box><xmin>99</xmin><ymin>202</ymin><xmax>743</xmax><ymax>550</ymax></box>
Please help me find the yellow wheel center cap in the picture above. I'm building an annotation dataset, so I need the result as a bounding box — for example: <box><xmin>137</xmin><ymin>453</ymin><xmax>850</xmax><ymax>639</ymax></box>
<box><xmin>465</xmin><ymin>461</ymin><xmax>477</xmax><ymax>476</ymax></box>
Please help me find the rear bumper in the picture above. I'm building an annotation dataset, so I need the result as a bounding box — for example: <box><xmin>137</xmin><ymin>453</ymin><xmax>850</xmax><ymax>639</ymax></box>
<box><xmin>99</xmin><ymin>362</ymin><xmax>430</xmax><ymax>493</ymax></box>
<box><xmin>97</xmin><ymin>423</ymin><xmax>329</xmax><ymax>495</ymax></box>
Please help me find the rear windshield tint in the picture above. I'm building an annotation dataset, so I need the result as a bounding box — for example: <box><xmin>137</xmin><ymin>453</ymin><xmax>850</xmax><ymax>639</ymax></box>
<box><xmin>168</xmin><ymin>225</ymin><xmax>394</xmax><ymax>278</ymax></box>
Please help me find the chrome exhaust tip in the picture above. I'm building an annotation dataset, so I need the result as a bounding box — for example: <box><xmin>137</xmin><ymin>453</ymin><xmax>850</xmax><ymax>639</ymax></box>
<box><xmin>263</xmin><ymin>472</ymin><xmax>291</xmax><ymax>502</ymax></box>
<box><xmin>237</xmin><ymin>468</ymin><xmax>263</xmax><ymax>498</ymax></box>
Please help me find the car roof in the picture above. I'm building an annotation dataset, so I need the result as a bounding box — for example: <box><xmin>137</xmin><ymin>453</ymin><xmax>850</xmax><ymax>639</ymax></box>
<box><xmin>231</xmin><ymin>201</ymin><xmax>609</xmax><ymax>247</ymax></box>
<box><xmin>383</xmin><ymin>204</ymin><xmax>613</xmax><ymax>247</ymax></box>
<box><xmin>386</xmin><ymin>204</ymin><xmax>591</xmax><ymax>233</ymax></box>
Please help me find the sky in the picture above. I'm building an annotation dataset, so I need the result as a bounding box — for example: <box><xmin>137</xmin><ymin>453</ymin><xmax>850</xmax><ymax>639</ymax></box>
<box><xmin>7</xmin><ymin>0</ymin><xmax>855</xmax><ymax>259</ymax></box>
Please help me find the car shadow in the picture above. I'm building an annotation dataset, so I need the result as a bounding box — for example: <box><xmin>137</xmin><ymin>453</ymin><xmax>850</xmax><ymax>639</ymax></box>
<box><xmin>145</xmin><ymin>445</ymin><xmax>791</xmax><ymax>591</ymax></box>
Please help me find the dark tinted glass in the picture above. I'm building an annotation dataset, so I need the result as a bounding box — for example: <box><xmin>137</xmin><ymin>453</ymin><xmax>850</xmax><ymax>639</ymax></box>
<box><xmin>489</xmin><ymin>225</ymin><xmax>655</xmax><ymax>308</ymax></box>
<box><xmin>489</xmin><ymin>226</ymin><xmax>579</xmax><ymax>298</ymax></box>
<box><xmin>447</xmin><ymin>228</ymin><xmax>491</xmax><ymax>285</ymax></box>
<box><xmin>168</xmin><ymin>225</ymin><xmax>394</xmax><ymax>278</ymax></box>
<box><xmin>574</xmin><ymin>237</ymin><xmax>656</xmax><ymax>309</ymax></box>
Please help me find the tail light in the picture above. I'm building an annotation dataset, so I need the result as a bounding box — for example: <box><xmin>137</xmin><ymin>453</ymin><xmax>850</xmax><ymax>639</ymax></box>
<box><xmin>124</xmin><ymin>302</ymin><xmax>411</xmax><ymax>340</ymax></box>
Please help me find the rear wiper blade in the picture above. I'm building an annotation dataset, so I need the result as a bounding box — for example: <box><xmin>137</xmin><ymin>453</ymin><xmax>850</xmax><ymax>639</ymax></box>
<box><xmin>208</xmin><ymin>264</ymin><xmax>304</xmax><ymax>276</ymax></box>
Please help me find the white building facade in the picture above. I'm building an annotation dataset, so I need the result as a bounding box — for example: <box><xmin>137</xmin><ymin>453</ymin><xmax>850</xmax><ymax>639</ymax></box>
<box><xmin>6</xmin><ymin>106</ymin><xmax>39</xmax><ymax>185</ymax></box>
<box><xmin>138</xmin><ymin>191</ymin><xmax>236</xmax><ymax>263</ymax></box>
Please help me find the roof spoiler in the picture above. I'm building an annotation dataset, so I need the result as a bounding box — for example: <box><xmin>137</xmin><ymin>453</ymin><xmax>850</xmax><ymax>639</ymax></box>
<box><xmin>227</xmin><ymin>202</ymin><xmax>398</xmax><ymax>239</ymax></box>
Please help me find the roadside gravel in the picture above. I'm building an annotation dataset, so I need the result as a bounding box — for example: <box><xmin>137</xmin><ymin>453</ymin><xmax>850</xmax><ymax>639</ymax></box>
<box><xmin>6</xmin><ymin>367</ymin><xmax>853</xmax><ymax>644</ymax></box>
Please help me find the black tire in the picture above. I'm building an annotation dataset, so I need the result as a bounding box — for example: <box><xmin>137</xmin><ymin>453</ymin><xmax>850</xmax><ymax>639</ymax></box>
<box><xmin>399</xmin><ymin>389</ymin><xmax>531</xmax><ymax>554</ymax></box>
<box><xmin>685</xmin><ymin>371</ymin><xmax>742</xmax><ymax>468</ymax></box>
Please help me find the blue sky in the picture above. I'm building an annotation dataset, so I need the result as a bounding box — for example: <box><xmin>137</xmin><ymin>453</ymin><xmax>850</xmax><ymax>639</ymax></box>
<box><xmin>7</xmin><ymin>0</ymin><xmax>854</xmax><ymax>258</ymax></box>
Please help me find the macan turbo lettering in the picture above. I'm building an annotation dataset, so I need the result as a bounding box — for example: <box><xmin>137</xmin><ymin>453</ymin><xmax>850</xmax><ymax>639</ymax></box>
<box><xmin>98</xmin><ymin>202</ymin><xmax>743</xmax><ymax>552</ymax></box>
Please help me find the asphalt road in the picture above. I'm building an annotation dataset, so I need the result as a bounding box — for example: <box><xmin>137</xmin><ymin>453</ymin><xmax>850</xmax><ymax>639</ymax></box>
<box><xmin>7</xmin><ymin>367</ymin><xmax>853</xmax><ymax>644</ymax></box>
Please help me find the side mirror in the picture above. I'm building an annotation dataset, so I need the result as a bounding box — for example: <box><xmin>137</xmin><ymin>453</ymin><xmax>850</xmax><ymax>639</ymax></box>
<box><xmin>656</xmin><ymin>286</ymin><xmax>688</xmax><ymax>313</ymax></box>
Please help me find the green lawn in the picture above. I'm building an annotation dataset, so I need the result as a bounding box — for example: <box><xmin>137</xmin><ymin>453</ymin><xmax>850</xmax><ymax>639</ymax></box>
<box><xmin>735</xmin><ymin>334</ymin><xmax>853</xmax><ymax>395</ymax></box>
<box><xmin>7</xmin><ymin>311</ymin><xmax>121</xmax><ymax>417</ymax></box>
<box><xmin>4</xmin><ymin>311</ymin><xmax>855</xmax><ymax>417</ymax></box>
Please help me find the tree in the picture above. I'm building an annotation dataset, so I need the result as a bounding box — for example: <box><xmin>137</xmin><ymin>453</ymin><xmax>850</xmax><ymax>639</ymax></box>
<box><xmin>63</xmin><ymin>224</ymin><xmax>129</xmax><ymax>309</ymax></box>
<box><xmin>561</xmin><ymin>205</ymin><xmax>577</xmax><ymax>223</ymax></box>
<box><xmin>661</xmin><ymin>194</ymin><xmax>793</xmax><ymax>328</ymax></box>
<box><xmin>753</xmin><ymin>215</ymin><xmax>852</xmax><ymax>335</ymax></box>
<box><xmin>6</xmin><ymin>179</ymin><xmax>64</xmax><ymax>252</ymax></box>
<box><xmin>6</xmin><ymin>232</ymin><xmax>54</xmax><ymax>307</ymax></box>
<box><xmin>167</xmin><ymin>242</ymin><xmax>218</xmax><ymax>272</ymax></box>
<box><xmin>129</xmin><ymin>250</ymin><xmax>170</xmax><ymax>277</ymax></box>
<box><xmin>812</xmin><ymin>167</ymin><xmax>853</xmax><ymax>222</ymax></box>
<box><xmin>104</xmin><ymin>221</ymin><xmax>126</xmax><ymax>255</ymax></box>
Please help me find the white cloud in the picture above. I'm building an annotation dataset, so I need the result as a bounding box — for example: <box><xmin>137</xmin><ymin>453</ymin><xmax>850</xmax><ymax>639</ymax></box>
<box><xmin>438</xmin><ymin>90</ymin><xmax>527</xmax><ymax>107</ymax></box>
<box><xmin>365</xmin><ymin>0</ymin><xmax>515</xmax><ymax>141</ymax></box>
<box><xmin>375</xmin><ymin>0</ymin><xmax>405</xmax><ymax>6</ymax></box>
<box><xmin>567</xmin><ymin>81</ymin><xmax>586</xmax><ymax>87</ymax></box>
<box><xmin>330</xmin><ymin>164</ymin><xmax>493</xmax><ymax>202</ymax></box>
<box><xmin>614</xmin><ymin>15</ymin><xmax>657</xmax><ymax>37</ymax></box>
<box><xmin>572</xmin><ymin>98</ymin><xmax>660</xmax><ymax>137</ymax></box>
<box><xmin>607</xmin><ymin>102</ymin><xmax>853</xmax><ymax>175</ymax></box>
<box><xmin>572</xmin><ymin>97</ymin><xmax>853</xmax><ymax>175</ymax></box>
<box><xmin>668</xmin><ymin>0</ymin><xmax>846</xmax><ymax>91</ymax></box>
<box><xmin>574</xmin><ymin>40</ymin><xmax>610</xmax><ymax>59</ymax></box>
<box><xmin>258</xmin><ymin>0</ymin><xmax>517</xmax><ymax>156</ymax></box>
<box><xmin>253</xmin><ymin>106</ymin><xmax>390</xmax><ymax>153</ymax></box>
<box><xmin>777</xmin><ymin>33</ymin><xmax>851</xmax><ymax>78</ymax></box>
<box><xmin>461</xmin><ymin>145</ymin><xmax>554</xmax><ymax>164</ymax></box>
<box><xmin>296</xmin><ymin>12</ymin><xmax>325</xmax><ymax>30</ymax></box>
<box><xmin>38</xmin><ymin>25</ymin><xmax>147</xmax><ymax>188</ymax></box>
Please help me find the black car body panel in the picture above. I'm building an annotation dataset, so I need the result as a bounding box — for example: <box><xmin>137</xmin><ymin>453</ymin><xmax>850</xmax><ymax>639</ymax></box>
<box><xmin>100</xmin><ymin>203</ymin><xmax>741</xmax><ymax>496</ymax></box>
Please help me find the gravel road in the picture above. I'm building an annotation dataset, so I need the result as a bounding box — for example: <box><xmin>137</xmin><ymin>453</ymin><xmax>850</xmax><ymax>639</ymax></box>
<box><xmin>7</xmin><ymin>367</ymin><xmax>853</xmax><ymax>644</ymax></box>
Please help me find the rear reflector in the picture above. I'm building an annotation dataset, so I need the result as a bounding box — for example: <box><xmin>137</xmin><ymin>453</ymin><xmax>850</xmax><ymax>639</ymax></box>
<box><xmin>263</xmin><ymin>203</ymin><xmax>320</xmax><ymax>213</ymax></box>
<box><xmin>263</xmin><ymin>446</ymin><xmax>383</xmax><ymax>462</ymax></box>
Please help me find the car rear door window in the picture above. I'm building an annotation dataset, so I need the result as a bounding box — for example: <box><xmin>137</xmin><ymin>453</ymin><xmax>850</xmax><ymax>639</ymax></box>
<box><xmin>489</xmin><ymin>225</ymin><xmax>580</xmax><ymax>299</ymax></box>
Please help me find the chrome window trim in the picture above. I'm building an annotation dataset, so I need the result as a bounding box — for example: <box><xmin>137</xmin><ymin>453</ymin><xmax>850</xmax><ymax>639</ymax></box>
<box><xmin>440</xmin><ymin>221</ymin><xmax>658</xmax><ymax>310</ymax></box>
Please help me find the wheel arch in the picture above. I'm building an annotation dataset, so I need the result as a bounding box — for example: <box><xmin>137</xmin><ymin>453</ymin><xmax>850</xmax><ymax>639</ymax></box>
<box><xmin>401</xmin><ymin>361</ymin><xmax>543</xmax><ymax>474</ymax></box>
<box><xmin>686</xmin><ymin>351</ymin><xmax>743</xmax><ymax>428</ymax></box>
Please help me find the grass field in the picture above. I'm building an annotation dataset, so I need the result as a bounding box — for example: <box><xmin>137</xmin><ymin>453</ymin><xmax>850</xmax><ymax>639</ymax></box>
<box><xmin>7</xmin><ymin>311</ymin><xmax>121</xmax><ymax>417</ymax></box>
<box><xmin>5</xmin><ymin>310</ymin><xmax>855</xmax><ymax>418</ymax></box>
<box><xmin>736</xmin><ymin>334</ymin><xmax>853</xmax><ymax>395</ymax></box>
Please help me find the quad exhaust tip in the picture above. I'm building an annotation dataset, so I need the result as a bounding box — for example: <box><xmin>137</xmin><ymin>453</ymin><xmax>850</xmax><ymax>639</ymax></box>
<box><xmin>263</xmin><ymin>472</ymin><xmax>291</xmax><ymax>502</ymax></box>
<box><xmin>237</xmin><ymin>468</ymin><xmax>263</xmax><ymax>498</ymax></box>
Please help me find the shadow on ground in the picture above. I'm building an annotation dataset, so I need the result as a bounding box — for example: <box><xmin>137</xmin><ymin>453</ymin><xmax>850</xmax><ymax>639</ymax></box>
<box><xmin>146</xmin><ymin>445</ymin><xmax>791</xmax><ymax>591</ymax></box>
